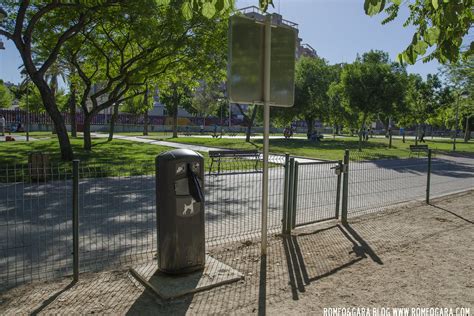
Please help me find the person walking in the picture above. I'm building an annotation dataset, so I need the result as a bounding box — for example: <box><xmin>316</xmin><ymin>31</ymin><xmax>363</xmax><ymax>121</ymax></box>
<box><xmin>0</xmin><ymin>115</ymin><xmax>5</xmax><ymax>136</ymax></box>
<box><xmin>400</xmin><ymin>127</ymin><xmax>405</xmax><ymax>143</ymax></box>
<box><xmin>419</xmin><ymin>130</ymin><xmax>426</xmax><ymax>143</ymax></box>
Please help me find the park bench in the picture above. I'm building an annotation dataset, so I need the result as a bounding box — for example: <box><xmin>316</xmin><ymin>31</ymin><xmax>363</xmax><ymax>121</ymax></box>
<box><xmin>208</xmin><ymin>150</ymin><xmax>260</xmax><ymax>174</ymax></box>
<box><xmin>409</xmin><ymin>144</ymin><xmax>429</xmax><ymax>157</ymax></box>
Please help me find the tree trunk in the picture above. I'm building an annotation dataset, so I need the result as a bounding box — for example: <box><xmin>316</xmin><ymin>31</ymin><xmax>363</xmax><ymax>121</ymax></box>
<box><xmin>415</xmin><ymin>124</ymin><xmax>419</xmax><ymax>146</ymax></box>
<box><xmin>33</xmin><ymin>75</ymin><xmax>74</xmax><ymax>160</ymax></box>
<box><xmin>172</xmin><ymin>100</ymin><xmax>178</xmax><ymax>138</ymax></box>
<box><xmin>69</xmin><ymin>85</ymin><xmax>77</xmax><ymax>138</ymax></box>
<box><xmin>143</xmin><ymin>110</ymin><xmax>149</xmax><ymax>136</ymax></box>
<box><xmin>143</xmin><ymin>87</ymin><xmax>149</xmax><ymax>136</ymax></box>
<box><xmin>108</xmin><ymin>103</ymin><xmax>119</xmax><ymax>141</ymax></box>
<box><xmin>306</xmin><ymin>119</ymin><xmax>314</xmax><ymax>140</ymax></box>
<box><xmin>464</xmin><ymin>116</ymin><xmax>472</xmax><ymax>142</ymax></box>
<box><xmin>83</xmin><ymin>114</ymin><xmax>93</xmax><ymax>151</ymax></box>
<box><xmin>245</xmin><ymin>106</ymin><xmax>258</xmax><ymax>142</ymax></box>
<box><xmin>358</xmin><ymin>115</ymin><xmax>367</xmax><ymax>152</ymax></box>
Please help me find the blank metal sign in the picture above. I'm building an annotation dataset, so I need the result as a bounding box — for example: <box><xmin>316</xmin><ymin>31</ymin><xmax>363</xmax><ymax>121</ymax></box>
<box><xmin>227</xmin><ymin>14</ymin><xmax>296</xmax><ymax>107</ymax></box>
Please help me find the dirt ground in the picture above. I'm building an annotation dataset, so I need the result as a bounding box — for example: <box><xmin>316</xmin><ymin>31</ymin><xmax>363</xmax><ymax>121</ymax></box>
<box><xmin>1</xmin><ymin>191</ymin><xmax>473</xmax><ymax>315</ymax></box>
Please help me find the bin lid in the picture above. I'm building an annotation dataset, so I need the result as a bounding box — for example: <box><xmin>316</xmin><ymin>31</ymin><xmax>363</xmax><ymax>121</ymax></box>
<box><xmin>156</xmin><ymin>149</ymin><xmax>203</xmax><ymax>161</ymax></box>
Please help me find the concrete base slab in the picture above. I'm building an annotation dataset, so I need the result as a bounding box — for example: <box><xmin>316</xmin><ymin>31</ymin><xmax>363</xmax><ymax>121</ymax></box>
<box><xmin>129</xmin><ymin>255</ymin><xmax>244</xmax><ymax>300</ymax></box>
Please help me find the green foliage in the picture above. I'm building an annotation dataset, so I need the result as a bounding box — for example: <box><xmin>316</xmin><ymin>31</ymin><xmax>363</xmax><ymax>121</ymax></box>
<box><xmin>438</xmin><ymin>56</ymin><xmax>473</xmax><ymax>131</ymax></box>
<box><xmin>159</xmin><ymin>80</ymin><xmax>194</xmax><ymax>116</ymax></box>
<box><xmin>191</xmin><ymin>81</ymin><xmax>225</xmax><ymax>117</ymax></box>
<box><xmin>0</xmin><ymin>82</ymin><xmax>13</xmax><ymax>108</ymax></box>
<box><xmin>399</xmin><ymin>74</ymin><xmax>444</xmax><ymax>127</ymax></box>
<box><xmin>273</xmin><ymin>56</ymin><xmax>337</xmax><ymax>130</ymax></box>
<box><xmin>18</xmin><ymin>83</ymin><xmax>68</xmax><ymax>113</ymax></box>
<box><xmin>336</xmin><ymin>51</ymin><xmax>406</xmax><ymax>131</ymax></box>
<box><xmin>257</xmin><ymin>0</ymin><xmax>472</xmax><ymax>64</ymax></box>
<box><xmin>178</xmin><ymin>0</ymin><xmax>234</xmax><ymax>19</ymax></box>
<box><xmin>362</xmin><ymin>0</ymin><xmax>473</xmax><ymax>64</ymax></box>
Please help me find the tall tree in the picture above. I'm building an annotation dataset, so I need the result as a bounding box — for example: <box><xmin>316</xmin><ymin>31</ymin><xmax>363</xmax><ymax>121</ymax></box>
<box><xmin>440</xmin><ymin>55</ymin><xmax>474</xmax><ymax>141</ymax></box>
<box><xmin>67</xmin><ymin>1</ymin><xmax>229</xmax><ymax>150</ymax></box>
<box><xmin>336</xmin><ymin>51</ymin><xmax>406</xmax><ymax>150</ymax></box>
<box><xmin>0</xmin><ymin>1</ymin><xmax>123</xmax><ymax>160</ymax></box>
<box><xmin>235</xmin><ymin>104</ymin><xmax>259</xmax><ymax>142</ymax></box>
<box><xmin>400</xmin><ymin>74</ymin><xmax>443</xmax><ymax>144</ymax></box>
<box><xmin>159</xmin><ymin>79</ymin><xmax>194</xmax><ymax>138</ymax></box>
<box><xmin>190</xmin><ymin>81</ymin><xmax>224</xmax><ymax>126</ymax></box>
<box><xmin>288</xmin><ymin>56</ymin><xmax>337</xmax><ymax>137</ymax></box>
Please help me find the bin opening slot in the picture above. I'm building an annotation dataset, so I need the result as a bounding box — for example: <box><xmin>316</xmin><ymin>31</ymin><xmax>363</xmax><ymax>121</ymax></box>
<box><xmin>188</xmin><ymin>163</ymin><xmax>203</xmax><ymax>203</ymax></box>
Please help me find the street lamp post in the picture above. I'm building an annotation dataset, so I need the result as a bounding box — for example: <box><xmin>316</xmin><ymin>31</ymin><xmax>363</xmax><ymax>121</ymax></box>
<box><xmin>228</xmin><ymin>101</ymin><xmax>231</xmax><ymax>129</ymax></box>
<box><xmin>220</xmin><ymin>99</ymin><xmax>223</xmax><ymax>137</ymax></box>
<box><xmin>26</xmin><ymin>82</ymin><xmax>29</xmax><ymax>141</ymax></box>
<box><xmin>21</xmin><ymin>70</ymin><xmax>30</xmax><ymax>141</ymax></box>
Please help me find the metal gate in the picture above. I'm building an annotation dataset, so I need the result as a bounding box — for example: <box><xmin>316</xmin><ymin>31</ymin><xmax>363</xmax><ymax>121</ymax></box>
<box><xmin>283</xmin><ymin>159</ymin><xmax>342</xmax><ymax>231</ymax></box>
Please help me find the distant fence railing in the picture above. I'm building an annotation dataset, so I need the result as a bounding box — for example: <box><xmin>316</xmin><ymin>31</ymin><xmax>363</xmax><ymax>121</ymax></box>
<box><xmin>0</xmin><ymin>109</ymin><xmax>249</xmax><ymax>128</ymax></box>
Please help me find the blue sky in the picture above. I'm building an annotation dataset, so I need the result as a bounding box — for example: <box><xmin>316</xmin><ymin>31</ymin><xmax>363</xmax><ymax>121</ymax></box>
<box><xmin>0</xmin><ymin>0</ymin><xmax>442</xmax><ymax>85</ymax></box>
<box><xmin>237</xmin><ymin>0</ymin><xmax>442</xmax><ymax>76</ymax></box>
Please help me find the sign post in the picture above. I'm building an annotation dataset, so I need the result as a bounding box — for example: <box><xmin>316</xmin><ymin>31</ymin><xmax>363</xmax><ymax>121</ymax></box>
<box><xmin>261</xmin><ymin>14</ymin><xmax>272</xmax><ymax>255</ymax></box>
<box><xmin>228</xmin><ymin>13</ymin><xmax>296</xmax><ymax>257</ymax></box>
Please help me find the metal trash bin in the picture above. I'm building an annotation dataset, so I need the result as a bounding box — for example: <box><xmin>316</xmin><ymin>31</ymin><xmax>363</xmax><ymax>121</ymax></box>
<box><xmin>28</xmin><ymin>152</ymin><xmax>50</xmax><ymax>182</ymax></box>
<box><xmin>156</xmin><ymin>149</ymin><xmax>205</xmax><ymax>274</ymax></box>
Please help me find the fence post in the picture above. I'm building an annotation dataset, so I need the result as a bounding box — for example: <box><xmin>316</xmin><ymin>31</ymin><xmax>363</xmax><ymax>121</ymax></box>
<box><xmin>282</xmin><ymin>154</ymin><xmax>290</xmax><ymax>235</ymax></box>
<box><xmin>426</xmin><ymin>149</ymin><xmax>432</xmax><ymax>204</ymax></box>
<box><xmin>335</xmin><ymin>160</ymin><xmax>343</xmax><ymax>219</ymax></box>
<box><xmin>72</xmin><ymin>159</ymin><xmax>79</xmax><ymax>282</ymax></box>
<box><xmin>286</xmin><ymin>158</ymin><xmax>295</xmax><ymax>234</ymax></box>
<box><xmin>341</xmin><ymin>150</ymin><xmax>350</xmax><ymax>225</ymax></box>
<box><xmin>291</xmin><ymin>161</ymin><xmax>299</xmax><ymax>229</ymax></box>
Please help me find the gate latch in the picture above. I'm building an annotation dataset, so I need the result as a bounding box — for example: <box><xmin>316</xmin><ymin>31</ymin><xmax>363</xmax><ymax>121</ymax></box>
<box><xmin>331</xmin><ymin>164</ymin><xmax>342</xmax><ymax>175</ymax></box>
<box><xmin>331</xmin><ymin>163</ymin><xmax>348</xmax><ymax>175</ymax></box>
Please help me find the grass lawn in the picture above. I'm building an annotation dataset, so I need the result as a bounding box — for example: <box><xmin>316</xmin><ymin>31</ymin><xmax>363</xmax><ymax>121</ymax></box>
<box><xmin>158</xmin><ymin>135</ymin><xmax>474</xmax><ymax>160</ymax></box>
<box><xmin>0</xmin><ymin>137</ymin><xmax>262</xmax><ymax>178</ymax></box>
<box><xmin>0</xmin><ymin>138</ymin><xmax>171</xmax><ymax>166</ymax></box>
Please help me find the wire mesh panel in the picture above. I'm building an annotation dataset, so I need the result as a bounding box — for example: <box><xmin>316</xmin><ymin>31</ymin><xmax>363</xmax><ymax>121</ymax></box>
<box><xmin>294</xmin><ymin>161</ymin><xmax>340</xmax><ymax>226</ymax></box>
<box><xmin>77</xmin><ymin>162</ymin><xmax>156</xmax><ymax>273</ymax></box>
<box><xmin>0</xmin><ymin>163</ymin><xmax>73</xmax><ymax>291</ymax></box>
<box><xmin>429</xmin><ymin>153</ymin><xmax>474</xmax><ymax>197</ymax></box>
<box><xmin>348</xmin><ymin>151</ymin><xmax>429</xmax><ymax>216</ymax></box>
<box><xmin>204</xmin><ymin>155</ymin><xmax>286</xmax><ymax>244</ymax></box>
<box><xmin>0</xmin><ymin>154</ymin><xmax>289</xmax><ymax>289</ymax></box>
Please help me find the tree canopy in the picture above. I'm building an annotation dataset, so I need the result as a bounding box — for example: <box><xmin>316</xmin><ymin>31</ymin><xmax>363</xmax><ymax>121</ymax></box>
<box><xmin>0</xmin><ymin>0</ymin><xmax>230</xmax><ymax>158</ymax></box>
